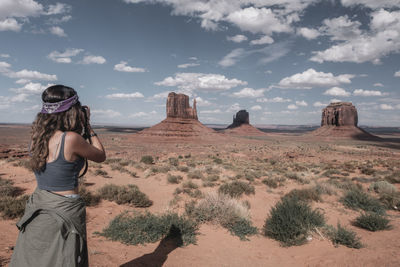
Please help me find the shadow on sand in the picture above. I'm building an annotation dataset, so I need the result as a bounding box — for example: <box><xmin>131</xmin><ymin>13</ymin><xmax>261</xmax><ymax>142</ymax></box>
<box><xmin>120</xmin><ymin>225</ymin><xmax>183</xmax><ymax>267</ymax></box>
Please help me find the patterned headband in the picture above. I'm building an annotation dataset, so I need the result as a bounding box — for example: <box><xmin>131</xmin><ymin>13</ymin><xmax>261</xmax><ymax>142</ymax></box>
<box><xmin>41</xmin><ymin>95</ymin><xmax>79</xmax><ymax>114</ymax></box>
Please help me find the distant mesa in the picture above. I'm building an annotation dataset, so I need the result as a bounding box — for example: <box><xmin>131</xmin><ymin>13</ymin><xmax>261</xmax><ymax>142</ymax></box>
<box><xmin>227</xmin><ymin>110</ymin><xmax>249</xmax><ymax>128</ymax></box>
<box><xmin>312</xmin><ymin>102</ymin><xmax>377</xmax><ymax>139</ymax></box>
<box><xmin>138</xmin><ymin>92</ymin><xmax>217</xmax><ymax>138</ymax></box>
<box><xmin>224</xmin><ymin>109</ymin><xmax>266</xmax><ymax>136</ymax></box>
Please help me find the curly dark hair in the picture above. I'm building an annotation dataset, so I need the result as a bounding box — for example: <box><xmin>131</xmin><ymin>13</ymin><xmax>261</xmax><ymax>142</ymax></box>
<box><xmin>30</xmin><ymin>85</ymin><xmax>85</xmax><ymax>172</ymax></box>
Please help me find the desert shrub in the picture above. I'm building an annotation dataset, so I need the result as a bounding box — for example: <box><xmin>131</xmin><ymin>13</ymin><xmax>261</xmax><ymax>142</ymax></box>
<box><xmin>140</xmin><ymin>155</ymin><xmax>154</xmax><ymax>165</ymax></box>
<box><xmin>353</xmin><ymin>213</ymin><xmax>391</xmax><ymax>231</ymax></box>
<box><xmin>218</xmin><ymin>181</ymin><xmax>255</xmax><ymax>198</ymax></box>
<box><xmin>360</xmin><ymin>167</ymin><xmax>375</xmax><ymax>176</ymax></box>
<box><xmin>282</xmin><ymin>188</ymin><xmax>321</xmax><ymax>203</ymax></box>
<box><xmin>94</xmin><ymin>169</ymin><xmax>110</xmax><ymax>178</ymax></box>
<box><xmin>167</xmin><ymin>174</ymin><xmax>183</xmax><ymax>184</ymax></box>
<box><xmin>100</xmin><ymin>211</ymin><xmax>199</xmax><ymax>246</ymax></box>
<box><xmin>322</xmin><ymin>169</ymin><xmax>341</xmax><ymax>177</ymax></box>
<box><xmin>285</xmin><ymin>172</ymin><xmax>309</xmax><ymax>184</ymax></box>
<box><xmin>187</xmin><ymin>170</ymin><xmax>204</xmax><ymax>179</ymax></box>
<box><xmin>384</xmin><ymin>171</ymin><xmax>400</xmax><ymax>183</ymax></box>
<box><xmin>79</xmin><ymin>186</ymin><xmax>101</xmax><ymax>207</ymax></box>
<box><xmin>341</xmin><ymin>189</ymin><xmax>385</xmax><ymax>214</ymax></box>
<box><xmin>0</xmin><ymin>177</ymin><xmax>23</xmax><ymax>197</ymax></box>
<box><xmin>178</xmin><ymin>166</ymin><xmax>189</xmax><ymax>172</ymax></box>
<box><xmin>325</xmin><ymin>223</ymin><xmax>362</xmax><ymax>249</ymax></box>
<box><xmin>263</xmin><ymin>197</ymin><xmax>325</xmax><ymax>246</ymax></box>
<box><xmin>213</xmin><ymin>157</ymin><xmax>223</xmax><ymax>164</ymax></box>
<box><xmin>328</xmin><ymin>179</ymin><xmax>362</xmax><ymax>191</ymax></box>
<box><xmin>314</xmin><ymin>183</ymin><xmax>336</xmax><ymax>196</ymax></box>
<box><xmin>168</xmin><ymin>157</ymin><xmax>179</xmax><ymax>166</ymax></box>
<box><xmin>98</xmin><ymin>184</ymin><xmax>152</xmax><ymax>207</ymax></box>
<box><xmin>205</xmin><ymin>174</ymin><xmax>219</xmax><ymax>182</ymax></box>
<box><xmin>369</xmin><ymin>181</ymin><xmax>397</xmax><ymax>194</ymax></box>
<box><xmin>183</xmin><ymin>180</ymin><xmax>198</xmax><ymax>189</ymax></box>
<box><xmin>12</xmin><ymin>159</ymin><xmax>31</xmax><ymax>170</ymax></box>
<box><xmin>0</xmin><ymin>195</ymin><xmax>29</xmax><ymax>219</ymax></box>
<box><xmin>186</xmin><ymin>192</ymin><xmax>257</xmax><ymax>240</ymax></box>
<box><xmin>262</xmin><ymin>178</ymin><xmax>278</xmax><ymax>188</ymax></box>
<box><xmin>378</xmin><ymin>191</ymin><xmax>400</xmax><ymax>210</ymax></box>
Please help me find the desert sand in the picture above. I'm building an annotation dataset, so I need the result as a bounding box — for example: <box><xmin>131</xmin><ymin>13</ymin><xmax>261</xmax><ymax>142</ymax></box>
<box><xmin>1</xmin><ymin>124</ymin><xmax>400</xmax><ymax>267</ymax></box>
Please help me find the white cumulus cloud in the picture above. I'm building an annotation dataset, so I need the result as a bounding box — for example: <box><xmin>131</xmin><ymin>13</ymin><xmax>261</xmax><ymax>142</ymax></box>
<box><xmin>380</xmin><ymin>104</ymin><xmax>394</xmax><ymax>110</ymax></box>
<box><xmin>177</xmin><ymin>63</ymin><xmax>200</xmax><ymax>69</ymax></box>
<box><xmin>251</xmin><ymin>105</ymin><xmax>262</xmax><ymax>111</ymax></box>
<box><xmin>288</xmin><ymin>104</ymin><xmax>298</xmax><ymax>110</ymax></box>
<box><xmin>105</xmin><ymin>92</ymin><xmax>144</xmax><ymax>99</ymax></box>
<box><xmin>313</xmin><ymin>101</ymin><xmax>328</xmax><ymax>107</ymax></box>
<box><xmin>218</xmin><ymin>48</ymin><xmax>245</xmax><ymax>67</ymax></box>
<box><xmin>81</xmin><ymin>55</ymin><xmax>106</xmax><ymax>65</ymax></box>
<box><xmin>297</xmin><ymin>27</ymin><xmax>320</xmax><ymax>40</ymax></box>
<box><xmin>353</xmin><ymin>89</ymin><xmax>385</xmax><ymax>96</ymax></box>
<box><xmin>324</xmin><ymin>87</ymin><xmax>351</xmax><ymax>97</ymax></box>
<box><xmin>395</xmin><ymin>70</ymin><xmax>400</xmax><ymax>77</ymax></box>
<box><xmin>0</xmin><ymin>18</ymin><xmax>22</xmax><ymax>31</ymax></box>
<box><xmin>91</xmin><ymin>109</ymin><xmax>122</xmax><ymax>118</ymax></box>
<box><xmin>278</xmin><ymin>68</ymin><xmax>354</xmax><ymax>89</ymax></box>
<box><xmin>155</xmin><ymin>73</ymin><xmax>247</xmax><ymax>93</ymax></box>
<box><xmin>49</xmin><ymin>26</ymin><xmax>66</xmax><ymax>37</ymax></box>
<box><xmin>232</xmin><ymin>87</ymin><xmax>265</xmax><ymax>98</ymax></box>
<box><xmin>114</xmin><ymin>61</ymin><xmax>146</xmax><ymax>72</ymax></box>
<box><xmin>48</xmin><ymin>48</ymin><xmax>83</xmax><ymax>63</ymax></box>
<box><xmin>250</xmin><ymin>35</ymin><xmax>274</xmax><ymax>45</ymax></box>
<box><xmin>295</xmin><ymin>100</ymin><xmax>308</xmax><ymax>106</ymax></box>
<box><xmin>227</xmin><ymin>34</ymin><xmax>248</xmax><ymax>43</ymax></box>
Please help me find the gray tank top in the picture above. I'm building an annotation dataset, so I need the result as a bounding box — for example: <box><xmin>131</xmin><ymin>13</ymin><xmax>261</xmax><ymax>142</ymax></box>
<box><xmin>35</xmin><ymin>132</ymin><xmax>85</xmax><ymax>191</ymax></box>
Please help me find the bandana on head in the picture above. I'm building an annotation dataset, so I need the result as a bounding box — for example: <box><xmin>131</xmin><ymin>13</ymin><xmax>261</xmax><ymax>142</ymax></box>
<box><xmin>41</xmin><ymin>95</ymin><xmax>78</xmax><ymax>114</ymax></box>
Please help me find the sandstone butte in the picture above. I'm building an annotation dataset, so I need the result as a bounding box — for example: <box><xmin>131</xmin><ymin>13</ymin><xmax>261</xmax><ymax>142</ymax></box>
<box><xmin>138</xmin><ymin>92</ymin><xmax>217</xmax><ymax>138</ymax></box>
<box><xmin>312</xmin><ymin>102</ymin><xmax>377</xmax><ymax>139</ymax></box>
<box><xmin>224</xmin><ymin>110</ymin><xmax>266</xmax><ymax>136</ymax></box>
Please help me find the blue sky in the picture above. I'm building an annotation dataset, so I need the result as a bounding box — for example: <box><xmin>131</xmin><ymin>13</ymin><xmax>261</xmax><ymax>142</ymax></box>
<box><xmin>0</xmin><ymin>0</ymin><xmax>399</xmax><ymax>126</ymax></box>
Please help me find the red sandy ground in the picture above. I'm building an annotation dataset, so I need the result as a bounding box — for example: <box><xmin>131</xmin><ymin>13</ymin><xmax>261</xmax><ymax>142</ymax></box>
<box><xmin>1</xmin><ymin>125</ymin><xmax>400</xmax><ymax>267</ymax></box>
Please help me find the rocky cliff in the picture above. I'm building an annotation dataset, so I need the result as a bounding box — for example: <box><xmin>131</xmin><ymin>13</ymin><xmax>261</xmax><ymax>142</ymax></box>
<box><xmin>138</xmin><ymin>92</ymin><xmax>218</xmax><ymax>139</ymax></box>
<box><xmin>227</xmin><ymin>110</ymin><xmax>249</xmax><ymax>129</ymax></box>
<box><xmin>321</xmin><ymin>102</ymin><xmax>358</xmax><ymax>127</ymax></box>
<box><xmin>225</xmin><ymin>110</ymin><xmax>265</xmax><ymax>136</ymax></box>
<box><xmin>166</xmin><ymin>92</ymin><xmax>198</xmax><ymax>120</ymax></box>
<box><xmin>312</xmin><ymin>102</ymin><xmax>377</xmax><ymax>139</ymax></box>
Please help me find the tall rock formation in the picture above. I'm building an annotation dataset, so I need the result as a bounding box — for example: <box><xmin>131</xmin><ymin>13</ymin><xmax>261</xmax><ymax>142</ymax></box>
<box><xmin>321</xmin><ymin>102</ymin><xmax>358</xmax><ymax>127</ymax></box>
<box><xmin>166</xmin><ymin>92</ymin><xmax>198</xmax><ymax>120</ymax></box>
<box><xmin>312</xmin><ymin>102</ymin><xmax>376</xmax><ymax>139</ymax></box>
<box><xmin>138</xmin><ymin>92</ymin><xmax>217</xmax><ymax>139</ymax></box>
<box><xmin>227</xmin><ymin>110</ymin><xmax>249</xmax><ymax>129</ymax></box>
<box><xmin>224</xmin><ymin>110</ymin><xmax>265</xmax><ymax>136</ymax></box>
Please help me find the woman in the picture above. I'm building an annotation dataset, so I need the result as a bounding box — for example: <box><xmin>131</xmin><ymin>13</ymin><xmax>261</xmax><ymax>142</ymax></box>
<box><xmin>10</xmin><ymin>85</ymin><xmax>106</xmax><ymax>267</ymax></box>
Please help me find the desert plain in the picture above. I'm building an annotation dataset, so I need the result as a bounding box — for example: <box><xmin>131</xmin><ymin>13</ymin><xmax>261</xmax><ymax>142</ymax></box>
<box><xmin>0</xmin><ymin>124</ymin><xmax>399</xmax><ymax>267</ymax></box>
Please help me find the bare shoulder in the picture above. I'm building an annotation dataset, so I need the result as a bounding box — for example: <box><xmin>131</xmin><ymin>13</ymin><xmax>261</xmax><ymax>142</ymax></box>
<box><xmin>64</xmin><ymin>131</ymin><xmax>85</xmax><ymax>145</ymax></box>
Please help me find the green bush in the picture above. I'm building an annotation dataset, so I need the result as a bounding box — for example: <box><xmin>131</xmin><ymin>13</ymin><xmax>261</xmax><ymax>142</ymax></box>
<box><xmin>187</xmin><ymin>170</ymin><xmax>204</xmax><ymax>179</ymax></box>
<box><xmin>178</xmin><ymin>166</ymin><xmax>189</xmax><ymax>172</ymax></box>
<box><xmin>213</xmin><ymin>157</ymin><xmax>223</xmax><ymax>164</ymax></box>
<box><xmin>378</xmin><ymin>191</ymin><xmax>400</xmax><ymax>210</ymax></box>
<box><xmin>341</xmin><ymin>189</ymin><xmax>385</xmax><ymax>214</ymax></box>
<box><xmin>0</xmin><ymin>177</ymin><xmax>23</xmax><ymax>197</ymax></box>
<box><xmin>79</xmin><ymin>186</ymin><xmax>101</xmax><ymax>207</ymax></box>
<box><xmin>369</xmin><ymin>181</ymin><xmax>397</xmax><ymax>194</ymax></box>
<box><xmin>282</xmin><ymin>188</ymin><xmax>321</xmax><ymax>202</ymax></box>
<box><xmin>186</xmin><ymin>193</ymin><xmax>257</xmax><ymax>240</ymax></box>
<box><xmin>168</xmin><ymin>157</ymin><xmax>179</xmax><ymax>166</ymax></box>
<box><xmin>100</xmin><ymin>211</ymin><xmax>199</xmax><ymax>246</ymax></box>
<box><xmin>384</xmin><ymin>171</ymin><xmax>400</xmax><ymax>183</ymax></box>
<box><xmin>326</xmin><ymin>223</ymin><xmax>362</xmax><ymax>249</ymax></box>
<box><xmin>353</xmin><ymin>213</ymin><xmax>391</xmax><ymax>231</ymax></box>
<box><xmin>94</xmin><ymin>169</ymin><xmax>110</xmax><ymax>178</ymax></box>
<box><xmin>140</xmin><ymin>155</ymin><xmax>154</xmax><ymax>165</ymax></box>
<box><xmin>167</xmin><ymin>174</ymin><xmax>183</xmax><ymax>184</ymax></box>
<box><xmin>262</xmin><ymin>178</ymin><xmax>278</xmax><ymax>189</ymax></box>
<box><xmin>218</xmin><ymin>181</ymin><xmax>255</xmax><ymax>198</ymax></box>
<box><xmin>98</xmin><ymin>184</ymin><xmax>152</xmax><ymax>207</ymax></box>
<box><xmin>263</xmin><ymin>197</ymin><xmax>325</xmax><ymax>246</ymax></box>
<box><xmin>0</xmin><ymin>195</ymin><xmax>29</xmax><ymax>219</ymax></box>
